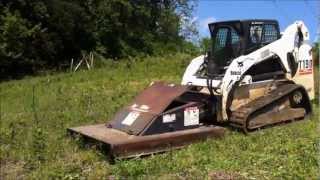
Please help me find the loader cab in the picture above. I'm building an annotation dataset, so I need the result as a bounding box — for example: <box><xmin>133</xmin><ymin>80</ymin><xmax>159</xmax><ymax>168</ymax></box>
<box><xmin>207</xmin><ymin>20</ymin><xmax>280</xmax><ymax>75</ymax></box>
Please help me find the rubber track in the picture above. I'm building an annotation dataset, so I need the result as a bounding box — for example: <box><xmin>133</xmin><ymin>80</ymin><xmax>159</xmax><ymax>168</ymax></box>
<box><xmin>229</xmin><ymin>83</ymin><xmax>303</xmax><ymax>133</ymax></box>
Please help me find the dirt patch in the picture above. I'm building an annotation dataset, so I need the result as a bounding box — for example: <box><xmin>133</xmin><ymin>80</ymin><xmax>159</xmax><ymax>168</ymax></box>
<box><xmin>208</xmin><ymin>170</ymin><xmax>244</xmax><ymax>180</ymax></box>
<box><xmin>0</xmin><ymin>159</ymin><xmax>26</xmax><ymax>180</ymax></box>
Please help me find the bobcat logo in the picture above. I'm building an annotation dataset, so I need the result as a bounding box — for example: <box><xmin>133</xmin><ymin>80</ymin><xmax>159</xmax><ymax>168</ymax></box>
<box><xmin>237</xmin><ymin>61</ymin><xmax>243</xmax><ymax>67</ymax></box>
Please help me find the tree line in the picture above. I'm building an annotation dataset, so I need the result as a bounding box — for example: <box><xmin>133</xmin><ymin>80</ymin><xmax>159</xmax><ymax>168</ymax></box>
<box><xmin>0</xmin><ymin>0</ymin><xmax>198</xmax><ymax>79</ymax></box>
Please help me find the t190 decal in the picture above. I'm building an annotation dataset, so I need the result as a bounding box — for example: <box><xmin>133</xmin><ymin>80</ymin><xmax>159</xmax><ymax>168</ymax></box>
<box><xmin>298</xmin><ymin>59</ymin><xmax>312</xmax><ymax>75</ymax></box>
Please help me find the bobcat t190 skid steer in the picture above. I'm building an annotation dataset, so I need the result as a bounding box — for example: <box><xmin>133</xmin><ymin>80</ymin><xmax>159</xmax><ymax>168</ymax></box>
<box><xmin>68</xmin><ymin>19</ymin><xmax>315</xmax><ymax>159</ymax></box>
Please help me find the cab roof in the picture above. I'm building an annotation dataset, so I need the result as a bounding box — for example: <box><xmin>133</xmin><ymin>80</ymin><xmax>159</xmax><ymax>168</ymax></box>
<box><xmin>208</xmin><ymin>19</ymin><xmax>279</xmax><ymax>26</ymax></box>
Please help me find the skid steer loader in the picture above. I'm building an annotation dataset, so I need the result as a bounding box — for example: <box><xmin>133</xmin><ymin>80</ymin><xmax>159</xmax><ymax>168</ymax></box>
<box><xmin>68</xmin><ymin>19</ymin><xmax>314</xmax><ymax>159</ymax></box>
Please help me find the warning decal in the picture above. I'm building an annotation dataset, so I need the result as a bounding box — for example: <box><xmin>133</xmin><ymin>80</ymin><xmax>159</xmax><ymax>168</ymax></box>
<box><xmin>122</xmin><ymin>111</ymin><xmax>140</xmax><ymax>126</ymax></box>
<box><xmin>163</xmin><ymin>113</ymin><xmax>176</xmax><ymax>123</ymax></box>
<box><xmin>184</xmin><ymin>107</ymin><xmax>199</xmax><ymax>126</ymax></box>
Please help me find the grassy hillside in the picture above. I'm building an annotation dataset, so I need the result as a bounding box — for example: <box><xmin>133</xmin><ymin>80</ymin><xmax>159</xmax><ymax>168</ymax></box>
<box><xmin>0</xmin><ymin>54</ymin><xmax>319</xmax><ymax>179</ymax></box>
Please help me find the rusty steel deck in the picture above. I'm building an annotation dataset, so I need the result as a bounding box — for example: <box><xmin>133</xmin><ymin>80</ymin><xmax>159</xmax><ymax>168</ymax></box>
<box><xmin>68</xmin><ymin>124</ymin><xmax>225</xmax><ymax>159</ymax></box>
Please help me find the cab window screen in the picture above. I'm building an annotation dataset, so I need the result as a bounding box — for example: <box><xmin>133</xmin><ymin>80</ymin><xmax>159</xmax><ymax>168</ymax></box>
<box><xmin>263</xmin><ymin>24</ymin><xmax>278</xmax><ymax>43</ymax></box>
<box><xmin>250</xmin><ymin>24</ymin><xmax>278</xmax><ymax>44</ymax></box>
<box><xmin>214</xmin><ymin>28</ymin><xmax>228</xmax><ymax>52</ymax></box>
<box><xmin>231</xmin><ymin>29</ymin><xmax>240</xmax><ymax>44</ymax></box>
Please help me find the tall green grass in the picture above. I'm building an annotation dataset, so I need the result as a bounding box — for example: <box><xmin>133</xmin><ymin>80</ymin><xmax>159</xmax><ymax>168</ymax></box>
<box><xmin>0</xmin><ymin>54</ymin><xmax>319</xmax><ymax>179</ymax></box>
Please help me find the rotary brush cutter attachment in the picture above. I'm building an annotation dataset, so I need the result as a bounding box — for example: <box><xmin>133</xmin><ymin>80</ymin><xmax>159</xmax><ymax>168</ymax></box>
<box><xmin>68</xmin><ymin>82</ymin><xmax>225</xmax><ymax>159</ymax></box>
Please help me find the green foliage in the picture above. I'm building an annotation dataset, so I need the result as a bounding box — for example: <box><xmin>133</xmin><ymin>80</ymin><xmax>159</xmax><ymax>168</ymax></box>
<box><xmin>0</xmin><ymin>0</ymin><xmax>97</xmax><ymax>78</ymax></box>
<box><xmin>313</xmin><ymin>42</ymin><xmax>319</xmax><ymax>66</ymax></box>
<box><xmin>199</xmin><ymin>37</ymin><xmax>211</xmax><ymax>54</ymax></box>
<box><xmin>312</xmin><ymin>42</ymin><xmax>319</xmax><ymax>103</ymax></box>
<box><xmin>31</xmin><ymin>127</ymin><xmax>47</xmax><ymax>164</ymax></box>
<box><xmin>0</xmin><ymin>0</ymin><xmax>199</xmax><ymax>78</ymax></box>
<box><xmin>0</xmin><ymin>54</ymin><xmax>318</xmax><ymax>179</ymax></box>
<box><xmin>90</xmin><ymin>0</ymin><xmax>198</xmax><ymax>58</ymax></box>
<box><xmin>0</xmin><ymin>8</ymin><xmax>41</xmax><ymax>64</ymax></box>
<box><xmin>314</xmin><ymin>42</ymin><xmax>319</xmax><ymax>54</ymax></box>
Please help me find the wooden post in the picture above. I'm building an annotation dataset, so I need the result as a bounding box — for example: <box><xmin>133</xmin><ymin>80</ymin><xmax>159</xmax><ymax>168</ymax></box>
<box><xmin>74</xmin><ymin>59</ymin><xmax>83</xmax><ymax>72</ymax></box>
<box><xmin>70</xmin><ymin>58</ymin><xmax>74</xmax><ymax>72</ymax></box>
<box><xmin>90</xmin><ymin>52</ymin><xmax>94</xmax><ymax>68</ymax></box>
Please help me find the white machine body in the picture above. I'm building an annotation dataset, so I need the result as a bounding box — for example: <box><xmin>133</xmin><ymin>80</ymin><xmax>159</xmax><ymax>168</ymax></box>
<box><xmin>182</xmin><ymin>21</ymin><xmax>314</xmax><ymax>120</ymax></box>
